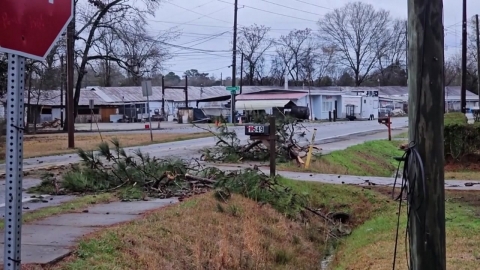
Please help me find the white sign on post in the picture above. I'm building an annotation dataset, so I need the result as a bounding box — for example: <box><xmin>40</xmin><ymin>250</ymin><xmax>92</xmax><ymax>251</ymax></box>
<box><xmin>141</xmin><ymin>80</ymin><xmax>154</xmax><ymax>141</ymax></box>
<box><xmin>89</xmin><ymin>99</ymin><xmax>94</xmax><ymax>109</ymax></box>
<box><xmin>142</xmin><ymin>80</ymin><xmax>152</xmax><ymax>97</ymax></box>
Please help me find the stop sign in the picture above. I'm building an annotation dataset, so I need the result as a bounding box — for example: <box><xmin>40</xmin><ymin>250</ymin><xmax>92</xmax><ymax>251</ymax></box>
<box><xmin>0</xmin><ymin>0</ymin><xmax>74</xmax><ymax>61</ymax></box>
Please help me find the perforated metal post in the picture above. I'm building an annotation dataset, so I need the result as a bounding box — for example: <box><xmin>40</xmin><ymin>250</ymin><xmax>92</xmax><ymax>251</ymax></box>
<box><xmin>4</xmin><ymin>54</ymin><xmax>25</xmax><ymax>270</ymax></box>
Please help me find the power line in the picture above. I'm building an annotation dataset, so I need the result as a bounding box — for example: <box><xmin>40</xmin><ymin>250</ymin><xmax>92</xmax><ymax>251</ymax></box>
<box><xmin>174</xmin><ymin>32</ymin><xmax>231</xmax><ymax>51</ymax></box>
<box><xmin>258</xmin><ymin>0</ymin><xmax>325</xmax><ymax>17</ymax></box>
<box><xmin>217</xmin><ymin>0</ymin><xmax>318</xmax><ymax>22</ymax></box>
<box><xmin>165</xmin><ymin>6</ymin><xmax>232</xmax><ymax>29</ymax></box>
<box><xmin>167</xmin><ymin>2</ymin><xmax>233</xmax><ymax>25</ymax></box>
<box><xmin>292</xmin><ymin>0</ymin><xmax>331</xmax><ymax>10</ymax></box>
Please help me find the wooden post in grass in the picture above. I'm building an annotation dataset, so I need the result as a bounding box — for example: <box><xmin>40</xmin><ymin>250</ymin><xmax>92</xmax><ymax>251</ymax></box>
<box><xmin>407</xmin><ymin>0</ymin><xmax>446</xmax><ymax>269</ymax></box>
<box><xmin>269</xmin><ymin>116</ymin><xmax>276</xmax><ymax>177</ymax></box>
<box><xmin>305</xmin><ymin>128</ymin><xmax>317</xmax><ymax>169</ymax></box>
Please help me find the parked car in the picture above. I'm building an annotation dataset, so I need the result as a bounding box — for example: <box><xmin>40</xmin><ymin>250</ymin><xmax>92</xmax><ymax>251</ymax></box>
<box><xmin>378</xmin><ymin>107</ymin><xmax>392</xmax><ymax>119</ymax></box>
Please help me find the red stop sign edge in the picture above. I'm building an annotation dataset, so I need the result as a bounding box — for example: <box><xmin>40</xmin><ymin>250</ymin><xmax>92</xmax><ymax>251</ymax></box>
<box><xmin>0</xmin><ymin>0</ymin><xmax>74</xmax><ymax>61</ymax></box>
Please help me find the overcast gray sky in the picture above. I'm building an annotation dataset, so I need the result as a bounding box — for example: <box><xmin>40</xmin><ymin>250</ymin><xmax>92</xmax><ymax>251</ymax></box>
<box><xmin>144</xmin><ymin>0</ymin><xmax>479</xmax><ymax>79</ymax></box>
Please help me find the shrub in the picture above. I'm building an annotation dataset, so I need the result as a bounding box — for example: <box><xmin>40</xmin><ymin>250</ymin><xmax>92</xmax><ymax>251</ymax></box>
<box><xmin>444</xmin><ymin>112</ymin><xmax>480</xmax><ymax>160</ymax></box>
<box><xmin>444</xmin><ymin>112</ymin><xmax>467</xmax><ymax>126</ymax></box>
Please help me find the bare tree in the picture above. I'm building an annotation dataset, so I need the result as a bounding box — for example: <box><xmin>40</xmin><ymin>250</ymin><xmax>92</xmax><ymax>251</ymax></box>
<box><xmin>311</xmin><ymin>45</ymin><xmax>337</xmax><ymax>85</ymax></box>
<box><xmin>269</xmin><ymin>56</ymin><xmax>287</xmax><ymax>86</ymax></box>
<box><xmin>444</xmin><ymin>53</ymin><xmax>461</xmax><ymax>86</ymax></box>
<box><xmin>275</xmin><ymin>28</ymin><xmax>316</xmax><ymax>85</ymax></box>
<box><xmin>376</xmin><ymin>19</ymin><xmax>407</xmax><ymax>85</ymax></box>
<box><xmin>467</xmin><ymin>17</ymin><xmax>479</xmax><ymax>93</ymax></box>
<box><xmin>73</xmin><ymin>0</ymin><xmax>161</xmax><ymax>116</ymax></box>
<box><xmin>0</xmin><ymin>54</ymin><xmax>7</xmax><ymax>99</ymax></box>
<box><xmin>114</xmin><ymin>19</ymin><xmax>177</xmax><ymax>86</ymax></box>
<box><xmin>319</xmin><ymin>2</ymin><xmax>391</xmax><ymax>86</ymax></box>
<box><xmin>237</xmin><ymin>24</ymin><xmax>274</xmax><ymax>85</ymax></box>
<box><xmin>92</xmin><ymin>22</ymin><xmax>119</xmax><ymax>87</ymax></box>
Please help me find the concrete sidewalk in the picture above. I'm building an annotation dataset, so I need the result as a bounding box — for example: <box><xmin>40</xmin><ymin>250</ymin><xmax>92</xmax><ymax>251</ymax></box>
<box><xmin>212</xmin><ymin>164</ymin><xmax>480</xmax><ymax>191</ymax></box>
<box><xmin>0</xmin><ymin>198</ymin><xmax>177</xmax><ymax>265</ymax></box>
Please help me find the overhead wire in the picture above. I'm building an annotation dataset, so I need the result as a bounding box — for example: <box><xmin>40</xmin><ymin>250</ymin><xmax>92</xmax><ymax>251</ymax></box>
<box><xmin>292</xmin><ymin>0</ymin><xmax>332</xmax><ymax>10</ymax></box>
<box><xmin>217</xmin><ymin>0</ymin><xmax>318</xmax><ymax>22</ymax></box>
<box><xmin>167</xmin><ymin>2</ymin><xmax>234</xmax><ymax>25</ymax></box>
<box><xmin>258</xmin><ymin>0</ymin><xmax>325</xmax><ymax>16</ymax></box>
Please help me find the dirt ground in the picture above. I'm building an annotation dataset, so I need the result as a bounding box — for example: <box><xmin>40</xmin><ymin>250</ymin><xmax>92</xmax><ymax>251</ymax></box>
<box><xmin>0</xmin><ymin>132</ymin><xmax>211</xmax><ymax>159</ymax></box>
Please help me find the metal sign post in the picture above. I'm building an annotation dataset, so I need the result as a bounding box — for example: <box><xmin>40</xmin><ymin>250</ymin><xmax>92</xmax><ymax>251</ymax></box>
<box><xmin>225</xmin><ymin>86</ymin><xmax>239</xmax><ymax>124</ymax></box>
<box><xmin>142</xmin><ymin>80</ymin><xmax>154</xmax><ymax>142</ymax></box>
<box><xmin>4</xmin><ymin>54</ymin><xmax>25</xmax><ymax>270</ymax></box>
<box><xmin>89</xmin><ymin>99</ymin><xmax>94</xmax><ymax>131</ymax></box>
<box><xmin>1</xmin><ymin>1</ymin><xmax>74</xmax><ymax>268</ymax></box>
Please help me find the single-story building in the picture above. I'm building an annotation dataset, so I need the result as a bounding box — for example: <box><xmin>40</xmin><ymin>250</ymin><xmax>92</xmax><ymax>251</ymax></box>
<box><xmin>2</xmin><ymin>84</ymin><xmax>477</xmax><ymax>123</ymax></box>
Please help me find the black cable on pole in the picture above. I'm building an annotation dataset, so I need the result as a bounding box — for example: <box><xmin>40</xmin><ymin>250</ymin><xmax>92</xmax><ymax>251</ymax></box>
<box><xmin>392</xmin><ymin>142</ymin><xmax>426</xmax><ymax>270</ymax></box>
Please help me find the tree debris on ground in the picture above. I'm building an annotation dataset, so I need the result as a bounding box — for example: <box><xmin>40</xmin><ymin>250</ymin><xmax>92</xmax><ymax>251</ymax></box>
<box><xmin>32</xmin><ymin>139</ymin><xmax>348</xmax><ymax>238</ymax></box>
<box><xmin>197</xmin><ymin>117</ymin><xmax>321</xmax><ymax>165</ymax></box>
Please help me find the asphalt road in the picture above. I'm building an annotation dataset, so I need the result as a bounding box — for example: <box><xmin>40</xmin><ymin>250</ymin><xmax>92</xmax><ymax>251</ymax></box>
<box><xmin>0</xmin><ymin>117</ymin><xmax>408</xmax><ymax>173</ymax></box>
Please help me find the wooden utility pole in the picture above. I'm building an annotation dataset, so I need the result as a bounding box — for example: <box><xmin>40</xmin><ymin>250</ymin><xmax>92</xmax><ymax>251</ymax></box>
<box><xmin>239</xmin><ymin>53</ymin><xmax>244</xmax><ymax>94</ymax></box>
<box><xmin>407</xmin><ymin>0</ymin><xmax>446</xmax><ymax>269</ymax></box>
<box><xmin>66</xmin><ymin>7</ymin><xmax>75</xmax><ymax>148</ymax></box>
<box><xmin>60</xmin><ymin>54</ymin><xmax>65</xmax><ymax>128</ymax></box>
<box><xmin>461</xmin><ymin>0</ymin><xmax>467</xmax><ymax>113</ymax></box>
<box><xmin>476</xmin><ymin>14</ymin><xmax>480</xmax><ymax>106</ymax></box>
<box><xmin>405</xmin><ymin>21</ymin><xmax>408</xmax><ymax>80</ymax></box>
<box><xmin>230</xmin><ymin>0</ymin><xmax>238</xmax><ymax>123</ymax></box>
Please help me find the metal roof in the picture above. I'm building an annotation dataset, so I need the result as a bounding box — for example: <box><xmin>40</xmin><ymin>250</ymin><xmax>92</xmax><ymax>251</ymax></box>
<box><xmin>0</xmin><ymin>88</ymin><xmax>112</xmax><ymax>106</ymax></box>
<box><xmin>8</xmin><ymin>85</ymin><xmax>477</xmax><ymax>106</ymax></box>
<box><xmin>92</xmin><ymin>85</ymin><xmax>232</xmax><ymax>103</ymax></box>
<box><xmin>236</xmin><ymin>92</ymin><xmax>307</xmax><ymax>100</ymax></box>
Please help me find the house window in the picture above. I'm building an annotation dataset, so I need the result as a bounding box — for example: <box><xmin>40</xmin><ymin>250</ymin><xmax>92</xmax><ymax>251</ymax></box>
<box><xmin>322</xmin><ymin>101</ymin><xmax>333</xmax><ymax>112</ymax></box>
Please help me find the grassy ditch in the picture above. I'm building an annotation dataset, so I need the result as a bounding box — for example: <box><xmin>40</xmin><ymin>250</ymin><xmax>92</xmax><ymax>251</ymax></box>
<box><xmin>50</xmin><ymin>180</ymin><xmax>389</xmax><ymax>270</ymax></box>
<box><xmin>279</xmin><ymin>140</ymin><xmax>405</xmax><ymax>177</ymax></box>
<box><xmin>331</xmin><ymin>189</ymin><xmax>480</xmax><ymax>269</ymax></box>
<box><xmin>279</xmin><ymin>138</ymin><xmax>480</xmax><ymax>180</ymax></box>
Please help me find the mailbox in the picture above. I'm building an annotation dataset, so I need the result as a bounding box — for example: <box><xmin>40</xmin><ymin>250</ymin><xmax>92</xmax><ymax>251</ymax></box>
<box><xmin>378</xmin><ymin>117</ymin><xmax>390</xmax><ymax>124</ymax></box>
<box><xmin>245</xmin><ymin>124</ymin><xmax>270</xmax><ymax>136</ymax></box>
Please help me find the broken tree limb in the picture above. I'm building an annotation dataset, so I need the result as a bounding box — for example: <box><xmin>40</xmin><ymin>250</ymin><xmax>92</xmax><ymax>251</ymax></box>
<box><xmin>185</xmin><ymin>174</ymin><xmax>217</xmax><ymax>184</ymax></box>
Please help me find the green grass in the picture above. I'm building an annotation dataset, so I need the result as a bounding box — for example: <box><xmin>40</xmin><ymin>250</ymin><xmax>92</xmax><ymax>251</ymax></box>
<box><xmin>444</xmin><ymin>112</ymin><xmax>468</xmax><ymax>126</ymax></box>
<box><xmin>53</xmin><ymin>180</ymin><xmax>389</xmax><ymax>270</ymax></box>
<box><xmin>394</xmin><ymin>131</ymin><xmax>408</xmax><ymax>138</ymax></box>
<box><xmin>332</xmin><ymin>193</ymin><xmax>480</xmax><ymax>269</ymax></box>
<box><xmin>279</xmin><ymin>140</ymin><xmax>405</xmax><ymax>177</ymax></box>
